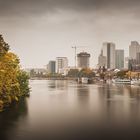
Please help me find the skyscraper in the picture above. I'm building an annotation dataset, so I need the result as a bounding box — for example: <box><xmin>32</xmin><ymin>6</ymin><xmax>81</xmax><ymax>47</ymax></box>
<box><xmin>102</xmin><ymin>42</ymin><xmax>116</xmax><ymax>69</ymax></box>
<box><xmin>115</xmin><ymin>49</ymin><xmax>124</xmax><ymax>69</ymax></box>
<box><xmin>77</xmin><ymin>52</ymin><xmax>90</xmax><ymax>69</ymax></box>
<box><xmin>136</xmin><ymin>52</ymin><xmax>140</xmax><ymax>64</ymax></box>
<box><xmin>56</xmin><ymin>57</ymin><xmax>68</xmax><ymax>74</ymax></box>
<box><xmin>129</xmin><ymin>41</ymin><xmax>140</xmax><ymax>59</ymax></box>
<box><xmin>98</xmin><ymin>50</ymin><xmax>106</xmax><ymax>67</ymax></box>
<box><xmin>47</xmin><ymin>61</ymin><xmax>56</xmax><ymax>74</ymax></box>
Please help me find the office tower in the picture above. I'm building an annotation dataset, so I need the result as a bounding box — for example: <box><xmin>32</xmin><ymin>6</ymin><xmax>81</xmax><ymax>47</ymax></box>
<box><xmin>102</xmin><ymin>42</ymin><xmax>116</xmax><ymax>69</ymax></box>
<box><xmin>124</xmin><ymin>57</ymin><xmax>129</xmax><ymax>69</ymax></box>
<box><xmin>47</xmin><ymin>61</ymin><xmax>56</xmax><ymax>74</ymax></box>
<box><xmin>115</xmin><ymin>49</ymin><xmax>124</xmax><ymax>69</ymax></box>
<box><xmin>77</xmin><ymin>52</ymin><xmax>90</xmax><ymax>69</ymax></box>
<box><xmin>129</xmin><ymin>41</ymin><xmax>140</xmax><ymax>59</ymax></box>
<box><xmin>136</xmin><ymin>52</ymin><xmax>140</xmax><ymax>64</ymax></box>
<box><xmin>56</xmin><ymin>57</ymin><xmax>68</xmax><ymax>74</ymax></box>
<box><xmin>98</xmin><ymin>50</ymin><xmax>106</xmax><ymax>67</ymax></box>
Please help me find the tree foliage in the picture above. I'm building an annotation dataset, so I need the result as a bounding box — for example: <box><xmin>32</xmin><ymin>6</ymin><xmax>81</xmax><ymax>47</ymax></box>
<box><xmin>67</xmin><ymin>69</ymin><xmax>79</xmax><ymax>77</ymax></box>
<box><xmin>0</xmin><ymin>35</ymin><xmax>29</xmax><ymax>111</ymax></box>
<box><xmin>78</xmin><ymin>68</ymin><xmax>95</xmax><ymax>78</ymax></box>
<box><xmin>116</xmin><ymin>70</ymin><xmax>128</xmax><ymax>79</ymax></box>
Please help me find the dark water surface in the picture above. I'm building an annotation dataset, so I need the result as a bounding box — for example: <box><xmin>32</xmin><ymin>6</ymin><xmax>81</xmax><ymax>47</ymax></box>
<box><xmin>1</xmin><ymin>80</ymin><xmax>140</xmax><ymax>140</ymax></box>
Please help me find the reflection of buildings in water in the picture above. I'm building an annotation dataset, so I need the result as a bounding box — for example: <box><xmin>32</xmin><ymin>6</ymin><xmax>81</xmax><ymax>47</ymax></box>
<box><xmin>48</xmin><ymin>80</ymin><xmax>68</xmax><ymax>91</ymax></box>
<box><xmin>76</xmin><ymin>85</ymin><xmax>90</xmax><ymax>107</ymax></box>
<box><xmin>48</xmin><ymin>80</ymin><xmax>57</xmax><ymax>89</ymax></box>
<box><xmin>98</xmin><ymin>84</ymin><xmax>112</xmax><ymax>99</ymax></box>
<box><xmin>126</xmin><ymin>86</ymin><xmax>140</xmax><ymax>99</ymax></box>
<box><xmin>97</xmin><ymin>84</ymin><xmax>112</xmax><ymax>120</ymax></box>
<box><xmin>0</xmin><ymin>98</ymin><xmax>28</xmax><ymax>140</ymax></box>
<box><xmin>56</xmin><ymin>80</ymin><xmax>68</xmax><ymax>90</ymax></box>
<box><xmin>124</xmin><ymin>85</ymin><xmax>140</xmax><ymax>120</ymax></box>
<box><xmin>99</xmin><ymin>84</ymin><xmax>140</xmax><ymax>122</ymax></box>
<box><xmin>97</xmin><ymin>84</ymin><xmax>125</xmax><ymax>121</ymax></box>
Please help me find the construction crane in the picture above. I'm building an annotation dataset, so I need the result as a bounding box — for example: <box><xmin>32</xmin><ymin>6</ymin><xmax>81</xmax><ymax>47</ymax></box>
<box><xmin>71</xmin><ymin>46</ymin><xmax>88</xmax><ymax>69</ymax></box>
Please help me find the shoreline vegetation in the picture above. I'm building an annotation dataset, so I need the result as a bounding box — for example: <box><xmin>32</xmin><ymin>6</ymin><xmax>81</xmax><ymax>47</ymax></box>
<box><xmin>0</xmin><ymin>35</ymin><xmax>30</xmax><ymax>112</ymax></box>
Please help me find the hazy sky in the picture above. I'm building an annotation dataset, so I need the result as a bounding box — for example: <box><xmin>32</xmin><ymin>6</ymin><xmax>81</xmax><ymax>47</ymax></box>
<box><xmin>0</xmin><ymin>0</ymin><xmax>140</xmax><ymax>68</ymax></box>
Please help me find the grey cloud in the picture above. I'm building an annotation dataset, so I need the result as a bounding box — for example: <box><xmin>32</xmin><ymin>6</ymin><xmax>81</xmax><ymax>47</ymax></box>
<box><xmin>0</xmin><ymin>0</ymin><xmax>140</xmax><ymax>17</ymax></box>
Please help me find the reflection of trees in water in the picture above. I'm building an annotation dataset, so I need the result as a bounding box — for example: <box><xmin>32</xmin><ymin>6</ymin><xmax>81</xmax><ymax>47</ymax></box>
<box><xmin>0</xmin><ymin>98</ymin><xmax>28</xmax><ymax>140</ymax></box>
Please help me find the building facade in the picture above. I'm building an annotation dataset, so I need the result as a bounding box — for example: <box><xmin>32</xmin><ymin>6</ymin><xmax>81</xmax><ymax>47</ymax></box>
<box><xmin>102</xmin><ymin>42</ymin><xmax>116</xmax><ymax>69</ymax></box>
<box><xmin>77</xmin><ymin>52</ymin><xmax>90</xmax><ymax>69</ymax></box>
<box><xmin>98</xmin><ymin>50</ymin><xmax>106</xmax><ymax>67</ymax></box>
<box><xmin>56</xmin><ymin>57</ymin><xmax>68</xmax><ymax>74</ymax></box>
<box><xmin>115</xmin><ymin>49</ymin><xmax>124</xmax><ymax>69</ymax></box>
<box><xmin>47</xmin><ymin>61</ymin><xmax>56</xmax><ymax>74</ymax></box>
<box><xmin>129</xmin><ymin>41</ymin><xmax>140</xmax><ymax>59</ymax></box>
<box><xmin>136</xmin><ymin>52</ymin><xmax>140</xmax><ymax>64</ymax></box>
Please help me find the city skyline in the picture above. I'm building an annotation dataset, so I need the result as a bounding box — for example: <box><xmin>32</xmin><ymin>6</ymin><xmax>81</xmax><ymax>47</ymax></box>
<box><xmin>0</xmin><ymin>0</ymin><xmax>140</xmax><ymax>68</ymax></box>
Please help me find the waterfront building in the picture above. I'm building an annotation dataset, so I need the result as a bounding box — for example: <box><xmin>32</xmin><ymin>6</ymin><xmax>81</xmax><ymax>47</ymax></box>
<box><xmin>77</xmin><ymin>52</ymin><xmax>90</xmax><ymax>69</ymax></box>
<box><xmin>56</xmin><ymin>57</ymin><xmax>68</xmax><ymax>74</ymax></box>
<box><xmin>47</xmin><ymin>61</ymin><xmax>56</xmax><ymax>74</ymax></box>
<box><xmin>102</xmin><ymin>42</ymin><xmax>116</xmax><ymax>69</ymax></box>
<box><xmin>115</xmin><ymin>49</ymin><xmax>124</xmax><ymax>69</ymax></box>
<box><xmin>129</xmin><ymin>41</ymin><xmax>140</xmax><ymax>59</ymax></box>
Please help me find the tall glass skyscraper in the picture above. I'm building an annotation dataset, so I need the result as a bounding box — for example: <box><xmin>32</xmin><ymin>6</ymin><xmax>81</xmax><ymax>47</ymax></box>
<box><xmin>115</xmin><ymin>50</ymin><xmax>124</xmax><ymax>69</ymax></box>
<box><xmin>102</xmin><ymin>42</ymin><xmax>116</xmax><ymax>69</ymax></box>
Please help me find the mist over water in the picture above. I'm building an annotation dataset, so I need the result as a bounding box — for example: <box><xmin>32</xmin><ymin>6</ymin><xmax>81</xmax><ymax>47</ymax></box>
<box><xmin>1</xmin><ymin>80</ymin><xmax>140</xmax><ymax>140</ymax></box>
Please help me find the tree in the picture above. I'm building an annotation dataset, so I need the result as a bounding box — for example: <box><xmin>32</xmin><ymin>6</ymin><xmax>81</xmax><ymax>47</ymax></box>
<box><xmin>67</xmin><ymin>69</ymin><xmax>79</xmax><ymax>77</ymax></box>
<box><xmin>78</xmin><ymin>68</ymin><xmax>95</xmax><ymax>78</ymax></box>
<box><xmin>0</xmin><ymin>35</ymin><xmax>29</xmax><ymax>111</ymax></box>
<box><xmin>116</xmin><ymin>70</ymin><xmax>128</xmax><ymax>79</ymax></box>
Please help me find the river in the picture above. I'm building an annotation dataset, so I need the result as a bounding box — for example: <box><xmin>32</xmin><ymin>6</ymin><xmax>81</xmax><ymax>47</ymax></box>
<box><xmin>1</xmin><ymin>80</ymin><xmax>140</xmax><ymax>140</ymax></box>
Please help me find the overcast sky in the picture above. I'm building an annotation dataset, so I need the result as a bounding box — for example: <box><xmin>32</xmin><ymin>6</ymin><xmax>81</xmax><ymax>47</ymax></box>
<box><xmin>0</xmin><ymin>0</ymin><xmax>140</xmax><ymax>68</ymax></box>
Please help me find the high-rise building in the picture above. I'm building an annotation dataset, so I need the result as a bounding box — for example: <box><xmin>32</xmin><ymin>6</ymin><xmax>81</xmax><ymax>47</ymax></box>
<box><xmin>98</xmin><ymin>50</ymin><xmax>106</xmax><ymax>67</ymax></box>
<box><xmin>56</xmin><ymin>57</ymin><xmax>68</xmax><ymax>74</ymax></box>
<box><xmin>47</xmin><ymin>61</ymin><xmax>56</xmax><ymax>74</ymax></box>
<box><xmin>129</xmin><ymin>41</ymin><xmax>140</xmax><ymax>59</ymax></box>
<box><xmin>124</xmin><ymin>57</ymin><xmax>129</xmax><ymax>69</ymax></box>
<box><xmin>136</xmin><ymin>52</ymin><xmax>140</xmax><ymax>64</ymax></box>
<box><xmin>115</xmin><ymin>49</ymin><xmax>124</xmax><ymax>69</ymax></box>
<box><xmin>102</xmin><ymin>42</ymin><xmax>115</xmax><ymax>69</ymax></box>
<box><xmin>77</xmin><ymin>52</ymin><xmax>90</xmax><ymax>68</ymax></box>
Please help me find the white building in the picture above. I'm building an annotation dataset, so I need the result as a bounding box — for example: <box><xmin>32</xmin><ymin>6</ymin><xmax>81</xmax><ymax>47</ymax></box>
<box><xmin>56</xmin><ymin>57</ymin><xmax>68</xmax><ymax>74</ymax></box>
<box><xmin>102</xmin><ymin>42</ymin><xmax>116</xmax><ymax>69</ymax></box>
<box><xmin>129</xmin><ymin>41</ymin><xmax>140</xmax><ymax>59</ymax></box>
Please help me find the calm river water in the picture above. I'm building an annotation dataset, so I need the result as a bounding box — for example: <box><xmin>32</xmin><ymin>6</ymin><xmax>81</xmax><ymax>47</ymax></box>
<box><xmin>1</xmin><ymin>80</ymin><xmax>140</xmax><ymax>140</ymax></box>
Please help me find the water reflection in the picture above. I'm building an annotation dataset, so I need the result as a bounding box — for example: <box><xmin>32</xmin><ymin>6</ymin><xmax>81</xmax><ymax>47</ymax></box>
<box><xmin>0</xmin><ymin>98</ymin><xmax>28</xmax><ymax>140</ymax></box>
<box><xmin>76</xmin><ymin>84</ymin><xmax>90</xmax><ymax>106</ymax></box>
<box><xmin>48</xmin><ymin>80</ymin><xmax>68</xmax><ymax>91</ymax></box>
<box><xmin>1</xmin><ymin>81</ymin><xmax>140</xmax><ymax>140</ymax></box>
